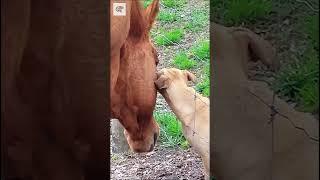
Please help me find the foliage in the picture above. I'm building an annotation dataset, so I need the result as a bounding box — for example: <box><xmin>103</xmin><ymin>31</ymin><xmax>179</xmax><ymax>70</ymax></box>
<box><xmin>274</xmin><ymin>11</ymin><xmax>319</xmax><ymax>113</ymax></box>
<box><xmin>185</xmin><ymin>9</ymin><xmax>209</xmax><ymax>32</ymax></box>
<box><xmin>304</xmin><ymin>14</ymin><xmax>319</xmax><ymax>50</ymax></box>
<box><xmin>162</xmin><ymin>0</ymin><xmax>186</xmax><ymax>8</ymax></box>
<box><xmin>143</xmin><ymin>0</ymin><xmax>153</xmax><ymax>8</ymax></box>
<box><xmin>211</xmin><ymin>0</ymin><xmax>272</xmax><ymax>25</ymax></box>
<box><xmin>154</xmin><ymin>112</ymin><xmax>188</xmax><ymax>148</ymax></box>
<box><xmin>154</xmin><ymin>28</ymin><xmax>184</xmax><ymax>46</ymax></box>
<box><xmin>274</xmin><ymin>48</ymin><xmax>319</xmax><ymax>113</ymax></box>
<box><xmin>191</xmin><ymin>40</ymin><xmax>210</xmax><ymax>61</ymax></box>
<box><xmin>173</xmin><ymin>52</ymin><xmax>196</xmax><ymax>69</ymax></box>
<box><xmin>158</xmin><ymin>11</ymin><xmax>178</xmax><ymax>23</ymax></box>
<box><xmin>196</xmin><ymin>66</ymin><xmax>210</xmax><ymax>97</ymax></box>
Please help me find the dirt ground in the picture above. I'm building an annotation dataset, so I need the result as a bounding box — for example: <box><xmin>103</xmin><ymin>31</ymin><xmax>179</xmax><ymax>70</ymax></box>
<box><xmin>111</xmin><ymin>145</ymin><xmax>206</xmax><ymax>180</ymax></box>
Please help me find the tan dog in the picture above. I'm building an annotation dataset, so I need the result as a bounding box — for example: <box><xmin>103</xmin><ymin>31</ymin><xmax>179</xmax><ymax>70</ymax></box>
<box><xmin>154</xmin><ymin>68</ymin><xmax>210</xmax><ymax>179</ymax></box>
<box><xmin>212</xmin><ymin>22</ymin><xmax>318</xmax><ymax>180</ymax></box>
<box><xmin>211</xmin><ymin>23</ymin><xmax>277</xmax><ymax>180</ymax></box>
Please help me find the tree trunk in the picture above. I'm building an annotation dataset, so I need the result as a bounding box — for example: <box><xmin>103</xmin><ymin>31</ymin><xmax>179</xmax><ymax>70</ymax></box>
<box><xmin>110</xmin><ymin>119</ymin><xmax>129</xmax><ymax>153</ymax></box>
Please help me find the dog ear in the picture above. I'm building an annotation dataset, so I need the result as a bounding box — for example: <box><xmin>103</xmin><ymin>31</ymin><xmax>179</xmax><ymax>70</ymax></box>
<box><xmin>231</xmin><ymin>27</ymin><xmax>279</xmax><ymax>72</ymax></box>
<box><xmin>154</xmin><ymin>76</ymin><xmax>169</xmax><ymax>89</ymax></box>
<box><xmin>184</xmin><ymin>70</ymin><xmax>196</xmax><ymax>83</ymax></box>
<box><xmin>156</xmin><ymin>71</ymin><xmax>164</xmax><ymax>79</ymax></box>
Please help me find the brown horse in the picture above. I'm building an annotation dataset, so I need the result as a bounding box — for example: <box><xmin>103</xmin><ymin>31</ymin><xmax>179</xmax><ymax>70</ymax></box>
<box><xmin>2</xmin><ymin>0</ymin><xmax>159</xmax><ymax>178</ymax></box>
<box><xmin>111</xmin><ymin>0</ymin><xmax>160</xmax><ymax>152</ymax></box>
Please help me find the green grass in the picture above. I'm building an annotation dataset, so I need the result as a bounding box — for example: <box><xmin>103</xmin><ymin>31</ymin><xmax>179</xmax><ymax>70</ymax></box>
<box><xmin>172</xmin><ymin>52</ymin><xmax>196</xmax><ymax>69</ymax></box>
<box><xmin>196</xmin><ymin>77</ymin><xmax>210</xmax><ymax>97</ymax></box>
<box><xmin>274</xmin><ymin>48</ymin><xmax>319</xmax><ymax>113</ymax></box>
<box><xmin>273</xmin><ymin>12</ymin><xmax>319</xmax><ymax>113</ymax></box>
<box><xmin>210</xmin><ymin>176</ymin><xmax>217</xmax><ymax>180</ymax></box>
<box><xmin>154</xmin><ymin>112</ymin><xmax>189</xmax><ymax>148</ymax></box>
<box><xmin>111</xmin><ymin>154</ymin><xmax>120</xmax><ymax>161</ymax></box>
<box><xmin>178</xmin><ymin>40</ymin><xmax>210</xmax><ymax>96</ymax></box>
<box><xmin>143</xmin><ymin>0</ymin><xmax>152</xmax><ymax>8</ymax></box>
<box><xmin>154</xmin><ymin>28</ymin><xmax>184</xmax><ymax>46</ymax></box>
<box><xmin>298</xmin><ymin>80</ymin><xmax>319</xmax><ymax>113</ymax></box>
<box><xmin>162</xmin><ymin>0</ymin><xmax>186</xmax><ymax>8</ymax></box>
<box><xmin>191</xmin><ymin>40</ymin><xmax>210</xmax><ymax>61</ymax></box>
<box><xmin>210</xmin><ymin>0</ymin><xmax>225</xmax><ymax>22</ymax></box>
<box><xmin>158</xmin><ymin>11</ymin><xmax>178</xmax><ymax>23</ymax></box>
<box><xmin>213</xmin><ymin>0</ymin><xmax>272</xmax><ymax>25</ymax></box>
<box><xmin>304</xmin><ymin>15</ymin><xmax>319</xmax><ymax>50</ymax></box>
<box><xmin>196</xmin><ymin>66</ymin><xmax>210</xmax><ymax>97</ymax></box>
<box><xmin>144</xmin><ymin>0</ymin><xmax>185</xmax><ymax>8</ymax></box>
<box><xmin>185</xmin><ymin>9</ymin><xmax>209</xmax><ymax>32</ymax></box>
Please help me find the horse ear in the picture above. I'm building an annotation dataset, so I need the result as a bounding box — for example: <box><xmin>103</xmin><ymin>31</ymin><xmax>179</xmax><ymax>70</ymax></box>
<box><xmin>155</xmin><ymin>75</ymin><xmax>169</xmax><ymax>89</ymax></box>
<box><xmin>184</xmin><ymin>70</ymin><xmax>196</xmax><ymax>83</ymax></box>
<box><xmin>145</xmin><ymin>0</ymin><xmax>159</xmax><ymax>30</ymax></box>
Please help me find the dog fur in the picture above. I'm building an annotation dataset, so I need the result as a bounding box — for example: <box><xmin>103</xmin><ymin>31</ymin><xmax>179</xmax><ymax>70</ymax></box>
<box><xmin>154</xmin><ymin>68</ymin><xmax>210</xmax><ymax>179</ymax></box>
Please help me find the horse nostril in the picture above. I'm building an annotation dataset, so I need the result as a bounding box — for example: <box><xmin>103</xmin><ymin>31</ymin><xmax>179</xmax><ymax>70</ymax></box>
<box><xmin>153</xmin><ymin>132</ymin><xmax>158</xmax><ymax>145</ymax></box>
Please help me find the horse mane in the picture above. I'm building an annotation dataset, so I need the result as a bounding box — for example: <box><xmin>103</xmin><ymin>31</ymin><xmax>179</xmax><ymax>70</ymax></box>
<box><xmin>128</xmin><ymin>0</ymin><xmax>148</xmax><ymax>40</ymax></box>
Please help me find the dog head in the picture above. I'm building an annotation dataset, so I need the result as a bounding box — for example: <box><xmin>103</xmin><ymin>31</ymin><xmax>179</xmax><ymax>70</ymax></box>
<box><xmin>154</xmin><ymin>68</ymin><xmax>196</xmax><ymax>90</ymax></box>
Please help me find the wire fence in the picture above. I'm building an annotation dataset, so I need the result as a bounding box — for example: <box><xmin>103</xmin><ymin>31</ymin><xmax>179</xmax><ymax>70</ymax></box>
<box><xmin>245</xmin><ymin>80</ymin><xmax>319</xmax><ymax>179</ymax></box>
<box><xmin>157</xmin><ymin>69</ymin><xmax>319</xmax><ymax>179</ymax></box>
<box><xmin>247</xmin><ymin>89</ymin><xmax>319</xmax><ymax>143</ymax></box>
